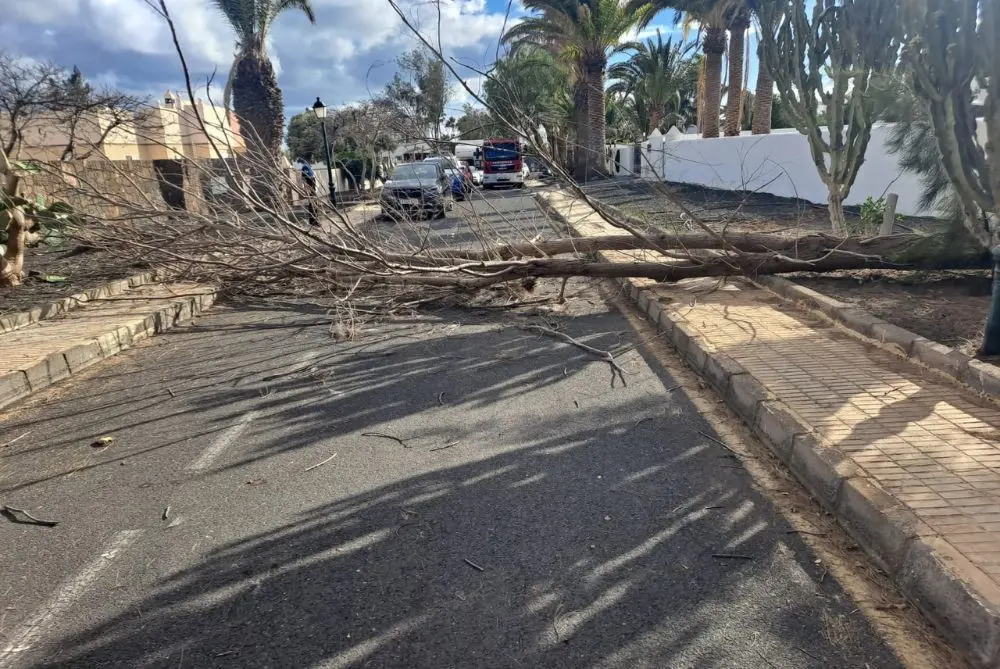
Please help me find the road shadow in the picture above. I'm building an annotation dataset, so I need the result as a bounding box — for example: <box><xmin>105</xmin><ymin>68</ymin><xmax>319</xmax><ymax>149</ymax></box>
<box><xmin>33</xmin><ymin>399</ymin><xmax>900</xmax><ymax>669</ymax></box>
<box><xmin>1</xmin><ymin>287</ymin><xmax>902</xmax><ymax>668</ymax></box>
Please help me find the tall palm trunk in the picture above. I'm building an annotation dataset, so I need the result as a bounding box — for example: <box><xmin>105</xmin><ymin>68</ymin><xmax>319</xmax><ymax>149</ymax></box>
<box><xmin>702</xmin><ymin>26</ymin><xmax>726</xmax><ymax>139</ymax></box>
<box><xmin>648</xmin><ymin>109</ymin><xmax>663</xmax><ymax>135</ymax></box>
<box><xmin>696</xmin><ymin>58</ymin><xmax>707</xmax><ymax>134</ymax></box>
<box><xmin>573</xmin><ymin>80</ymin><xmax>589</xmax><ymax>181</ymax></box>
<box><xmin>751</xmin><ymin>59</ymin><xmax>774</xmax><ymax>135</ymax></box>
<box><xmin>233</xmin><ymin>55</ymin><xmax>285</xmax><ymax>160</ymax></box>
<box><xmin>724</xmin><ymin>17</ymin><xmax>749</xmax><ymax>137</ymax></box>
<box><xmin>584</xmin><ymin>62</ymin><xmax>607</xmax><ymax>180</ymax></box>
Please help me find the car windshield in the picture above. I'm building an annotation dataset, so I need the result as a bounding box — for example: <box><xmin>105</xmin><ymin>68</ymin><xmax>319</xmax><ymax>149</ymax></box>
<box><xmin>392</xmin><ymin>164</ymin><xmax>438</xmax><ymax>181</ymax></box>
<box><xmin>484</xmin><ymin>143</ymin><xmax>518</xmax><ymax>161</ymax></box>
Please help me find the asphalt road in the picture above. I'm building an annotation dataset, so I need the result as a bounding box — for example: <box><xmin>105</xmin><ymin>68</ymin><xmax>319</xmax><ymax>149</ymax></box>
<box><xmin>0</xmin><ymin>187</ymin><xmax>906</xmax><ymax>668</ymax></box>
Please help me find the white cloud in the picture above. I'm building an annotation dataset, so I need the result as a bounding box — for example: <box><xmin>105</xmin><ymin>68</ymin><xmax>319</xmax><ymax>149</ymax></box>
<box><xmin>0</xmin><ymin>0</ymin><xmax>516</xmax><ymax>118</ymax></box>
<box><xmin>448</xmin><ymin>74</ymin><xmax>487</xmax><ymax>114</ymax></box>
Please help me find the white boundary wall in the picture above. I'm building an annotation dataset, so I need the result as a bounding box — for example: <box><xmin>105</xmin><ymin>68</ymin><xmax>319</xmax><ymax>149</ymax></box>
<box><xmin>639</xmin><ymin>124</ymin><xmax>987</xmax><ymax>217</ymax></box>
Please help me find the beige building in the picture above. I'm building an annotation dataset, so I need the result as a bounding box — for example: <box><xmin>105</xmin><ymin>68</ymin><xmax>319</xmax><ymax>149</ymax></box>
<box><xmin>10</xmin><ymin>109</ymin><xmax>143</xmax><ymax>161</ymax></box>
<box><xmin>136</xmin><ymin>91</ymin><xmax>245</xmax><ymax>160</ymax></box>
<box><xmin>5</xmin><ymin>91</ymin><xmax>244</xmax><ymax>162</ymax></box>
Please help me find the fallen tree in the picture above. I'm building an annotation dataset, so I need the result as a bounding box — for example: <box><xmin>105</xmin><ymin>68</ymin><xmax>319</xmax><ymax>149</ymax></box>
<box><xmin>417</xmin><ymin>230</ymin><xmax>988</xmax><ymax>266</ymax></box>
<box><xmin>4</xmin><ymin>0</ymin><xmax>990</xmax><ymax>305</ymax></box>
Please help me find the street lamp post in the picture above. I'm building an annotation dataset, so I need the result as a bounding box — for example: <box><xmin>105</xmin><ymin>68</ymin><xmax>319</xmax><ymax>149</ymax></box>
<box><xmin>312</xmin><ymin>97</ymin><xmax>337</xmax><ymax>207</ymax></box>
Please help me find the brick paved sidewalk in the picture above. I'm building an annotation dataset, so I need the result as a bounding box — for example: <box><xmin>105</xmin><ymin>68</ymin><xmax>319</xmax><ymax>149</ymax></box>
<box><xmin>540</xmin><ymin>189</ymin><xmax>1000</xmax><ymax>659</ymax></box>
<box><xmin>1</xmin><ymin>282</ymin><xmax>215</xmax><ymax>409</ymax></box>
<box><xmin>657</xmin><ymin>280</ymin><xmax>1000</xmax><ymax>578</ymax></box>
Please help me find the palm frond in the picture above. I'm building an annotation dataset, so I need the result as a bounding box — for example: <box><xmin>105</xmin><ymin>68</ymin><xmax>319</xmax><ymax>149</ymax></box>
<box><xmin>210</xmin><ymin>0</ymin><xmax>255</xmax><ymax>45</ymax></box>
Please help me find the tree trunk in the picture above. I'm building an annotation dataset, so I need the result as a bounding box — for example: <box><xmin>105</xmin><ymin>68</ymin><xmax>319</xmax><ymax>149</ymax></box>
<box><xmin>424</xmin><ymin>231</ymin><xmax>963</xmax><ymax>263</ymax></box>
<box><xmin>828</xmin><ymin>190</ymin><xmax>848</xmax><ymax>236</ymax></box>
<box><xmin>751</xmin><ymin>64</ymin><xmax>774</xmax><ymax>135</ymax></box>
<box><xmin>233</xmin><ymin>53</ymin><xmax>285</xmax><ymax>161</ymax></box>
<box><xmin>702</xmin><ymin>27</ymin><xmax>726</xmax><ymax>139</ymax></box>
<box><xmin>584</xmin><ymin>62</ymin><xmax>608</xmax><ymax>181</ymax></box>
<box><xmin>648</xmin><ymin>109</ymin><xmax>663</xmax><ymax>135</ymax></box>
<box><xmin>0</xmin><ymin>207</ymin><xmax>27</xmax><ymax>287</ymax></box>
<box><xmin>724</xmin><ymin>18</ymin><xmax>749</xmax><ymax>137</ymax></box>
<box><xmin>0</xmin><ymin>168</ymin><xmax>27</xmax><ymax>287</ymax></box>
<box><xmin>572</xmin><ymin>80</ymin><xmax>589</xmax><ymax>182</ymax></box>
<box><xmin>336</xmin><ymin>246</ymin><xmax>990</xmax><ymax>290</ymax></box>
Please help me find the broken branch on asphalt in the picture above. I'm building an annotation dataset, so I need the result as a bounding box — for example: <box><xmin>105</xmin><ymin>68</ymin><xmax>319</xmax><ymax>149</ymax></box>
<box><xmin>303</xmin><ymin>452</ymin><xmax>338</xmax><ymax>472</ymax></box>
<box><xmin>1</xmin><ymin>505</ymin><xmax>59</xmax><ymax>527</ymax></box>
<box><xmin>521</xmin><ymin>324</ymin><xmax>628</xmax><ymax>388</ymax></box>
<box><xmin>362</xmin><ymin>432</ymin><xmax>411</xmax><ymax>448</ymax></box>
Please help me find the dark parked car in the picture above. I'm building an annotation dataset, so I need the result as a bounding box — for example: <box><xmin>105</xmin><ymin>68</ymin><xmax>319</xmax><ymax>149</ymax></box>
<box><xmin>380</xmin><ymin>162</ymin><xmax>453</xmax><ymax>218</ymax></box>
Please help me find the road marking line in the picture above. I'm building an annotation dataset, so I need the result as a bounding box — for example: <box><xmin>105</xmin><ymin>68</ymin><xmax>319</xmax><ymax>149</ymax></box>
<box><xmin>187</xmin><ymin>410</ymin><xmax>259</xmax><ymax>471</ymax></box>
<box><xmin>0</xmin><ymin>529</ymin><xmax>143</xmax><ymax>667</ymax></box>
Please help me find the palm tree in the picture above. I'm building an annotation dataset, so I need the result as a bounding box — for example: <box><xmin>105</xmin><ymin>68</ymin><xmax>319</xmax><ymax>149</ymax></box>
<box><xmin>608</xmin><ymin>31</ymin><xmax>698</xmax><ymax>134</ymax></box>
<box><xmin>504</xmin><ymin>1</ymin><xmax>656</xmax><ymax>181</ymax></box>
<box><xmin>214</xmin><ymin>0</ymin><xmax>316</xmax><ymax>159</ymax></box>
<box><xmin>723</xmin><ymin>4</ymin><xmax>750</xmax><ymax>136</ymax></box>
<box><xmin>746</xmin><ymin>0</ymin><xmax>777</xmax><ymax>134</ymax></box>
<box><xmin>484</xmin><ymin>49</ymin><xmax>575</xmax><ymax>169</ymax></box>
<box><xmin>641</xmin><ymin>0</ymin><xmax>734</xmax><ymax>139</ymax></box>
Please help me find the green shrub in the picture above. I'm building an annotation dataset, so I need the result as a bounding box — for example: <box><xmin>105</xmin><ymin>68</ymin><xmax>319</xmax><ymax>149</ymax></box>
<box><xmin>854</xmin><ymin>196</ymin><xmax>903</xmax><ymax>236</ymax></box>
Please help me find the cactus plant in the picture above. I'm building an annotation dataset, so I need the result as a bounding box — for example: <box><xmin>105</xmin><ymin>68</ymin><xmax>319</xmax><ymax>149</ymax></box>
<box><xmin>899</xmin><ymin>0</ymin><xmax>1000</xmax><ymax>352</ymax></box>
<box><xmin>758</xmin><ymin>0</ymin><xmax>903</xmax><ymax>235</ymax></box>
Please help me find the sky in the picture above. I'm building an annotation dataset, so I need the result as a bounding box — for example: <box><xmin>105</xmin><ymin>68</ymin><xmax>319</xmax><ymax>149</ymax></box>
<box><xmin>0</xmin><ymin>0</ymin><xmax>759</xmax><ymax>125</ymax></box>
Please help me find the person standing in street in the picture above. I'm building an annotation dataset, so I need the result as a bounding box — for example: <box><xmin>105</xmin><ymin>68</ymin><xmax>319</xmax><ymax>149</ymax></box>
<box><xmin>299</xmin><ymin>158</ymin><xmax>319</xmax><ymax>226</ymax></box>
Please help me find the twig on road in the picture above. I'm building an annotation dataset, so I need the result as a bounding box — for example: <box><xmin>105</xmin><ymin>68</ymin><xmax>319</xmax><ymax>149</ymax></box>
<box><xmin>629</xmin><ymin>416</ymin><xmax>655</xmax><ymax>432</ymax></box>
<box><xmin>756</xmin><ymin>650</ymin><xmax>778</xmax><ymax>668</ymax></box>
<box><xmin>795</xmin><ymin>646</ymin><xmax>820</xmax><ymax>661</ymax></box>
<box><xmin>304</xmin><ymin>452</ymin><xmax>338</xmax><ymax>472</ymax></box>
<box><xmin>429</xmin><ymin>440</ymin><xmax>460</xmax><ymax>452</ymax></box>
<box><xmin>0</xmin><ymin>431</ymin><xmax>29</xmax><ymax>449</ymax></box>
<box><xmin>697</xmin><ymin>430</ymin><xmax>739</xmax><ymax>456</ymax></box>
<box><xmin>362</xmin><ymin>432</ymin><xmax>411</xmax><ymax>448</ymax></box>
<box><xmin>1</xmin><ymin>505</ymin><xmax>58</xmax><ymax>527</ymax></box>
<box><xmin>522</xmin><ymin>324</ymin><xmax>627</xmax><ymax>388</ymax></box>
<box><xmin>463</xmin><ymin>558</ymin><xmax>485</xmax><ymax>572</ymax></box>
<box><xmin>711</xmin><ymin>553</ymin><xmax>754</xmax><ymax>560</ymax></box>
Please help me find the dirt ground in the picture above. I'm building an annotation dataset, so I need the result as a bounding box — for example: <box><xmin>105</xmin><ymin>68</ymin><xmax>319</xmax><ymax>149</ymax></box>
<box><xmin>581</xmin><ymin>179</ymin><xmax>941</xmax><ymax>235</ymax></box>
<box><xmin>1</xmin><ymin>245</ymin><xmax>146</xmax><ymax>316</ymax></box>
<box><xmin>582</xmin><ymin>179</ymin><xmax>990</xmax><ymax>355</ymax></box>
<box><xmin>791</xmin><ymin>270</ymin><xmax>991</xmax><ymax>355</ymax></box>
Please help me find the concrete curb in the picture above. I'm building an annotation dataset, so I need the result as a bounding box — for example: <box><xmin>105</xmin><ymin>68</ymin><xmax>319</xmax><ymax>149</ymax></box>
<box><xmin>755</xmin><ymin>274</ymin><xmax>1000</xmax><ymax>402</ymax></box>
<box><xmin>537</xmin><ymin>190</ymin><xmax>1000</xmax><ymax>668</ymax></box>
<box><xmin>0</xmin><ymin>269</ymin><xmax>158</xmax><ymax>334</ymax></box>
<box><xmin>0</xmin><ymin>285</ymin><xmax>217</xmax><ymax>411</ymax></box>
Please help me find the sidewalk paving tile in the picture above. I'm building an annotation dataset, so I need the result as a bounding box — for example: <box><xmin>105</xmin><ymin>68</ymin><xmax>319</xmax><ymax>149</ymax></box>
<box><xmin>0</xmin><ymin>282</ymin><xmax>212</xmax><ymax>380</ymax></box>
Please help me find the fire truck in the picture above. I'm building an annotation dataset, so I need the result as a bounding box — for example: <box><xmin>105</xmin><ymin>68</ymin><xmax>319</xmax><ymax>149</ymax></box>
<box><xmin>481</xmin><ymin>138</ymin><xmax>524</xmax><ymax>189</ymax></box>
